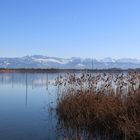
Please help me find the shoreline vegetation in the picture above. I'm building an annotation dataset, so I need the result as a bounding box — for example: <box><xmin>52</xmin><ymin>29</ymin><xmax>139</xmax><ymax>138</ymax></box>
<box><xmin>55</xmin><ymin>72</ymin><xmax>140</xmax><ymax>140</ymax></box>
<box><xmin>0</xmin><ymin>68</ymin><xmax>140</xmax><ymax>73</ymax></box>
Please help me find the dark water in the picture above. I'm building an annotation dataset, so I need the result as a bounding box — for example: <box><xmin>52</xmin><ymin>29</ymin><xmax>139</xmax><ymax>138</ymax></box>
<box><xmin>0</xmin><ymin>73</ymin><xmax>61</xmax><ymax>140</ymax></box>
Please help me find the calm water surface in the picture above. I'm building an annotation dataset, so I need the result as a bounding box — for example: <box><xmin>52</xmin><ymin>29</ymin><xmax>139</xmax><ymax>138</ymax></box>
<box><xmin>0</xmin><ymin>73</ymin><xmax>62</xmax><ymax>140</ymax></box>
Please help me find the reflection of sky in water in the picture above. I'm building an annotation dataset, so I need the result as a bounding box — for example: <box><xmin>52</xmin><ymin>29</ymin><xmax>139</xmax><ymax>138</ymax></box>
<box><xmin>0</xmin><ymin>73</ymin><xmax>60</xmax><ymax>140</ymax></box>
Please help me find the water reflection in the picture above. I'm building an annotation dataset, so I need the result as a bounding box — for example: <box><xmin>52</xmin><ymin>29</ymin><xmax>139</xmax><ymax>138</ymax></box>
<box><xmin>0</xmin><ymin>73</ymin><xmax>53</xmax><ymax>87</ymax></box>
<box><xmin>25</xmin><ymin>73</ymin><xmax>28</xmax><ymax>106</ymax></box>
<box><xmin>0</xmin><ymin>72</ymin><xmax>59</xmax><ymax>140</ymax></box>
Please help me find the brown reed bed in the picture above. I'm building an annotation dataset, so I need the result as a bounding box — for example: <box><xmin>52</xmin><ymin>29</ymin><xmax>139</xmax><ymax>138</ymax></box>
<box><xmin>56</xmin><ymin>72</ymin><xmax>140</xmax><ymax>140</ymax></box>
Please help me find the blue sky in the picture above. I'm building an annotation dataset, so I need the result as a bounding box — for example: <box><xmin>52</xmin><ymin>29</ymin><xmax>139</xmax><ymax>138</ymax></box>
<box><xmin>0</xmin><ymin>0</ymin><xmax>140</xmax><ymax>59</ymax></box>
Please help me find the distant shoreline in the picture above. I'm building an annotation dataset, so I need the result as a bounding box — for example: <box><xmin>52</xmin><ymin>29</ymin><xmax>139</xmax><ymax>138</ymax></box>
<box><xmin>0</xmin><ymin>68</ymin><xmax>139</xmax><ymax>73</ymax></box>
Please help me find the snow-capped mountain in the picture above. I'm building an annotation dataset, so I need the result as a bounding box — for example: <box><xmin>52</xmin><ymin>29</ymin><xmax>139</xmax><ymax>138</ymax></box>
<box><xmin>0</xmin><ymin>55</ymin><xmax>140</xmax><ymax>69</ymax></box>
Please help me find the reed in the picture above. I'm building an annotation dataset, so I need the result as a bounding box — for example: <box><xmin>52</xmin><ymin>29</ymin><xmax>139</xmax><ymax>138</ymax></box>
<box><xmin>56</xmin><ymin>72</ymin><xmax>140</xmax><ymax>140</ymax></box>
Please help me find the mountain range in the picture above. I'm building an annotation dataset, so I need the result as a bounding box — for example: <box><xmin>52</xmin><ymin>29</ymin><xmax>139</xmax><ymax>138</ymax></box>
<box><xmin>0</xmin><ymin>55</ymin><xmax>140</xmax><ymax>69</ymax></box>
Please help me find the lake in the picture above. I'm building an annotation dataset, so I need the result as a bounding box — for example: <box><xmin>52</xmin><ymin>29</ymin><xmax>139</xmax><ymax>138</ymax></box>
<box><xmin>0</xmin><ymin>72</ymin><xmax>62</xmax><ymax>140</ymax></box>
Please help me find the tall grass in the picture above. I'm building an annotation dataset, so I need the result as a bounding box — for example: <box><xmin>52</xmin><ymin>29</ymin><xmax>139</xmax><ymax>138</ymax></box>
<box><xmin>55</xmin><ymin>72</ymin><xmax>140</xmax><ymax>140</ymax></box>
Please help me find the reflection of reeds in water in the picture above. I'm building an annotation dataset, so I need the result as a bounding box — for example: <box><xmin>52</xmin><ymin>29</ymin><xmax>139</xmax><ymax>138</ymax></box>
<box><xmin>55</xmin><ymin>72</ymin><xmax>140</xmax><ymax>140</ymax></box>
<box><xmin>25</xmin><ymin>72</ymin><xmax>28</xmax><ymax>106</ymax></box>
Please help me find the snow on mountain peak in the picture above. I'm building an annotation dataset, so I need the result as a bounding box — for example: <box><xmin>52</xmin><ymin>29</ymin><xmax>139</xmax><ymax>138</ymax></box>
<box><xmin>0</xmin><ymin>55</ymin><xmax>140</xmax><ymax>69</ymax></box>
